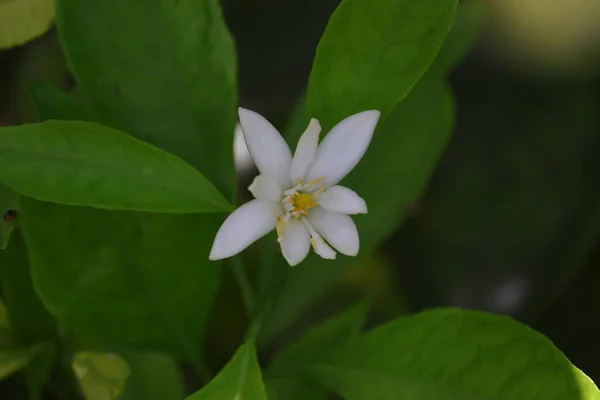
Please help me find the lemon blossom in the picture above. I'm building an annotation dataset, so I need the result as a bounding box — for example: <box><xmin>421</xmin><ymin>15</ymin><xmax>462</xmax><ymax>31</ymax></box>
<box><xmin>209</xmin><ymin>107</ymin><xmax>381</xmax><ymax>266</ymax></box>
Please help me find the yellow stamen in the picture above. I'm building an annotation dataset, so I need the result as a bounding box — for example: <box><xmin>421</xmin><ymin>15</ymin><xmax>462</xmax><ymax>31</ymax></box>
<box><xmin>290</xmin><ymin>192</ymin><xmax>317</xmax><ymax>218</ymax></box>
<box><xmin>309</xmin><ymin>176</ymin><xmax>326</xmax><ymax>185</ymax></box>
<box><xmin>297</xmin><ymin>178</ymin><xmax>305</xmax><ymax>187</ymax></box>
<box><xmin>319</xmin><ymin>183</ymin><xmax>325</xmax><ymax>193</ymax></box>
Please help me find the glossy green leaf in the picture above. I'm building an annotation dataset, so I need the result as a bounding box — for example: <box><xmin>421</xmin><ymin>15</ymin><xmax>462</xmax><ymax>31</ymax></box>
<box><xmin>0</xmin><ymin>0</ymin><xmax>54</xmax><ymax>49</ymax></box>
<box><xmin>31</xmin><ymin>0</ymin><xmax>235</xmax><ymax>365</ymax></box>
<box><xmin>55</xmin><ymin>0</ymin><xmax>237</xmax><ymax>197</ymax></box>
<box><xmin>0</xmin><ymin>121</ymin><xmax>232</xmax><ymax>213</ymax></box>
<box><xmin>72</xmin><ymin>352</ymin><xmax>130</xmax><ymax>400</ymax></box>
<box><xmin>309</xmin><ymin>308</ymin><xmax>600</xmax><ymax>400</ymax></box>
<box><xmin>0</xmin><ymin>183</ymin><xmax>20</xmax><ymax>250</ymax></box>
<box><xmin>307</xmin><ymin>0</ymin><xmax>457</xmax><ymax>128</ymax></box>
<box><xmin>186</xmin><ymin>342</ymin><xmax>267</xmax><ymax>400</ymax></box>
<box><xmin>21</xmin><ymin>198</ymin><xmax>221</xmax><ymax>361</ymax></box>
<box><xmin>119</xmin><ymin>351</ymin><xmax>183</xmax><ymax>400</ymax></box>
<box><xmin>263</xmin><ymin>76</ymin><xmax>455</xmax><ymax>344</ymax></box>
<box><xmin>265</xmin><ymin>302</ymin><xmax>370</xmax><ymax>400</ymax></box>
<box><xmin>430</xmin><ymin>0</ymin><xmax>488</xmax><ymax>73</ymax></box>
<box><xmin>0</xmin><ymin>230</ymin><xmax>56</xmax><ymax>344</ymax></box>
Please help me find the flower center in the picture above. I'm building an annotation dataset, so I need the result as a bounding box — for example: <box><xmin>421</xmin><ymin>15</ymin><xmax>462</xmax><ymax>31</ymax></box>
<box><xmin>291</xmin><ymin>192</ymin><xmax>317</xmax><ymax>215</ymax></box>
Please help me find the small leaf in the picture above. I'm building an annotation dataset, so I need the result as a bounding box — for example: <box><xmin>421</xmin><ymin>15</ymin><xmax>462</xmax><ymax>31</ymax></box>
<box><xmin>0</xmin><ymin>0</ymin><xmax>54</xmax><ymax>49</ymax></box>
<box><xmin>72</xmin><ymin>352</ymin><xmax>130</xmax><ymax>400</ymax></box>
<box><xmin>307</xmin><ymin>0</ymin><xmax>457</xmax><ymax>128</ymax></box>
<box><xmin>0</xmin><ymin>121</ymin><xmax>232</xmax><ymax>213</ymax></box>
<box><xmin>30</xmin><ymin>83</ymin><xmax>96</xmax><ymax>122</ymax></box>
<box><xmin>0</xmin><ymin>346</ymin><xmax>38</xmax><ymax>380</ymax></box>
<box><xmin>309</xmin><ymin>308</ymin><xmax>600</xmax><ymax>400</ymax></box>
<box><xmin>186</xmin><ymin>342</ymin><xmax>267</xmax><ymax>400</ymax></box>
<box><xmin>265</xmin><ymin>302</ymin><xmax>370</xmax><ymax>400</ymax></box>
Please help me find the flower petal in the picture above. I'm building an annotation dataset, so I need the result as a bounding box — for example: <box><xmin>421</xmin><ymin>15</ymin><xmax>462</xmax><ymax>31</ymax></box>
<box><xmin>318</xmin><ymin>185</ymin><xmax>367</xmax><ymax>214</ymax></box>
<box><xmin>209</xmin><ymin>200</ymin><xmax>281</xmax><ymax>260</ymax></box>
<box><xmin>310</xmin><ymin>236</ymin><xmax>337</xmax><ymax>260</ymax></box>
<box><xmin>248</xmin><ymin>174</ymin><xmax>282</xmax><ymax>202</ymax></box>
<box><xmin>307</xmin><ymin>207</ymin><xmax>359</xmax><ymax>256</ymax></box>
<box><xmin>290</xmin><ymin>118</ymin><xmax>321</xmax><ymax>185</ymax></box>
<box><xmin>238</xmin><ymin>107</ymin><xmax>293</xmax><ymax>189</ymax></box>
<box><xmin>306</xmin><ymin>110</ymin><xmax>380</xmax><ymax>188</ymax></box>
<box><xmin>279</xmin><ymin>219</ymin><xmax>310</xmax><ymax>266</ymax></box>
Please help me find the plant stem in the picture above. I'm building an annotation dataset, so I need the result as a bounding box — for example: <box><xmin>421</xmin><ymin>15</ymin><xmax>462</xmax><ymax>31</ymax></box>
<box><xmin>231</xmin><ymin>256</ymin><xmax>255</xmax><ymax>317</ymax></box>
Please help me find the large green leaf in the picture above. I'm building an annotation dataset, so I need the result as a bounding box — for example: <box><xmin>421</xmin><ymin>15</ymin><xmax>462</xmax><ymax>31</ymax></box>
<box><xmin>0</xmin><ymin>230</ymin><xmax>56</xmax><ymax>344</ymax></box>
<box><xmin>186</xmin><ymin>342</ymin><xmax>267</xmax><ymax>400</ymax></box>
<box><xmin>0</xmin><ymin>0</ymin><xmax>54</xmax><ymax>49</ymax></box>
<box><xmin>0</xmin><ymin>121</ymin><xmax>231</xmax><ymax>213</ymax></box>
<box><xmin>21</xmin><ymin>198</ymin><xmax>221</xmax><ymax>361</ymax></box>
<box><xmin>308</xmin><ymin>308</ymin><xmax>599</xmax><ymax>399</ymax></box>
<box><xmin>307</xmin><ymin>0</ymin><xmax>456</xmax><ymax>128</ymax></box>
<box><xmin>263</xmin><ymin>76</ymin><xmax>455</xmax><ymax>343</ymax></box>
<box><xmin>35</xmin><ymin>0</ymin><xmax>236</xmax><ymax>362</ymax></box>
<box><xmin>119</xmin><ymin>351</ymin><xmax>183</xmax><ymax>400</ymax></box>
<box><xmin>55</xmin><ymin>0</ymin><xmax>237</xmax><ymax>197</ymax></box>
<box><xmin>265</xmin><ymin>302</ymin><xmax>369</xmax><ymax>400</ymax></box>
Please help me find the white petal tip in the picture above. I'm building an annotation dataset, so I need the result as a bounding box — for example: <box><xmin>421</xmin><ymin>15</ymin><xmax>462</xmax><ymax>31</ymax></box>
<box><xmin>208</xmin><ymin>250</ymin><xmax>226</xmax><ymax>261</ymax></box>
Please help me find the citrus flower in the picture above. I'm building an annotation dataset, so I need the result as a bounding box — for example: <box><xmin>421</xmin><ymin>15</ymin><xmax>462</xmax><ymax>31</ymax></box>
<box><xmin>209</xmin><ymin>107</ymin><xmax>381</xmax><ymax>266</ymax></box>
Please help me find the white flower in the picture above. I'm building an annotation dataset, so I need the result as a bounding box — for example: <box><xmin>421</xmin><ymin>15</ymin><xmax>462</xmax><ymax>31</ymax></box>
<box><xmin>209</xmin><ymin>107</ymin><xmax>381</xmax><ymax>266</ymax></box>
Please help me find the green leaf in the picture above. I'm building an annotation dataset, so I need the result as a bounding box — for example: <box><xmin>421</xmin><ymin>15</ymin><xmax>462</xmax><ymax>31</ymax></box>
<box><xmin>430</xmin><ymin>0</ymin><xmax>488</xmax><ymax>73</ymax></box>
<box><xmin>0</xmin><ymin>0</ymin><xmax>54</xmax><ymax>49</ymax></box>
<box><xmin>0</xmin><ymin>230</ymin><xmax>56</xmax><ymax>344</ymax></box>
<box><xmin>33</xmin><ymin>0</ymin><xmax>235</xmax><ymax>365</ymax></box>
<box><xmin>309</xmin><ymin>308</ymin><xmax>600</xmax><ymax>400</ymax></box>
<box><xmin>265</xmin><ymin>302</ymin><xmax>370</xmax><ymax>400</ymax></box>
<box><xmin>307</xmin><ymin>0</ymin><xmax>457</xmax><ymax>128</ymax></box>
<box><xmin>30</xmin><ymin>83</ymin><xmax>96</xmax><ymax>122</ymax></box>
<box><xmin>0</xmin><ymin>183</ymin><xmax>20</xmax><ymax>250</ymax></box>
<box><xmin>263</xmin><ymin>76</ymin><xmax>455</xmax><ymax>344</ymax></box>
<box><xmin>21</xmin><ymin>198</ymin><xmax>221</xmax><ymax>361</ymax></box>
<box><xmin>55</xmin><ymin>0</ymin><xmax>237</xmax><ymax>198</ymax></box>
<box><xmin>186</xmin><ymin>342</ymin><xmax>267</xmax><ymax>400</ymax></box>
<box><xmin>118</xmin><ymin>351</ymin><xmax>183</xmax><ymax>400</ymax></box>
<box><xmin>24</xmin><ymin>343</ymin><xmax>56</xmax><ymax>400</ymax></box>
<box><xmin>72</xmin><ymin>352</ymin><xmax>131</xmax><ymax>400</ymax></box>
<box><xmin>0</xmin><ymin>121</ymin><xmax>232</xmax><ymax>213</ymax></box>
<box><xmin>0</xmin><ymin>346</ymin><xmax>38</xmax><ymax>381</ymax></box>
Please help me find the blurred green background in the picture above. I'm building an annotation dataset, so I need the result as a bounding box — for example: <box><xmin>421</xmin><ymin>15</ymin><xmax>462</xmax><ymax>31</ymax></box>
<box><xmin>1</xmin><ymin>0</ymin><xmax>600</xmax><ymax>397</ymax></box>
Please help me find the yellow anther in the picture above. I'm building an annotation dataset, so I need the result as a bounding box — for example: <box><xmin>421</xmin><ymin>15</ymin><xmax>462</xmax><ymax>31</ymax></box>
<box><xmin>291</xmin><ymin>192</ymin><xmax>317</xmax><ymax>218</ymax></box>
<box><xmin>319</xmin><ymin>183</ymin><xmax>325</xmax><ymax>193</ymax></box>
<box><xmin>297</xmin><ymin>178</ymin><xmax>305</xmax><ymax>187</ymax></box>
<box><xmin>309</xmin><ymin>176</ymin><xmax>326</xmax><ymax>185</ymax></box>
